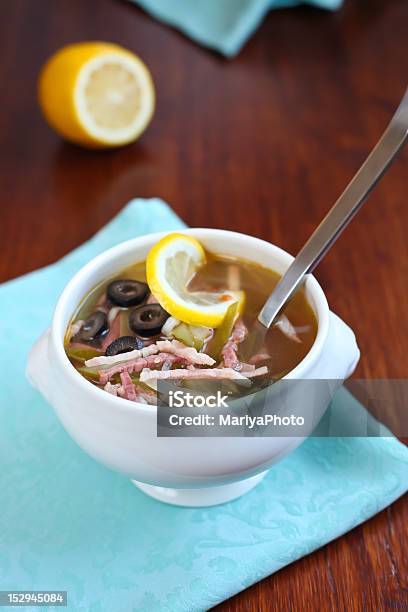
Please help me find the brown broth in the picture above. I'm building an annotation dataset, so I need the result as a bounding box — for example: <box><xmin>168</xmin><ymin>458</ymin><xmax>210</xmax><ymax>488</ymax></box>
<box><xmin>65</xmin><ymin>251</ymin><xmax>318</xmax><ymax>385</ymax></box>
<box><xmin>189</xmin><ymin>253</ymin><xmax>317</xmax><ymax>377</ymax></box>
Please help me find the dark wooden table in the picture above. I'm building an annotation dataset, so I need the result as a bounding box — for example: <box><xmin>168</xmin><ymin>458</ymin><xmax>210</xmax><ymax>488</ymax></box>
<box><xmin>2</xmin><ymin>0</ymin><xmax>407</xmax><ymax>609</ymax></box>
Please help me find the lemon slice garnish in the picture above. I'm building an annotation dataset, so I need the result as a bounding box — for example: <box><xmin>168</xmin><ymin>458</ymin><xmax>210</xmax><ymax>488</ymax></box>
<box><xmin>38</xmin><ymin>42</ymin><xmax>155</xmax><ymax>149</ymax></box>
<box><xmin>146</xmin><ymin>233</ymin><xmax>245</xmax><ymax>327</ymax></box>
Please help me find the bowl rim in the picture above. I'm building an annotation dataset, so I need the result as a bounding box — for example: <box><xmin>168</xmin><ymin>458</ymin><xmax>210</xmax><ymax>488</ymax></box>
<box><xmin>51</xmin><ymin>228</ymin><xmax>330</xmax><ymax>415</ymax></box>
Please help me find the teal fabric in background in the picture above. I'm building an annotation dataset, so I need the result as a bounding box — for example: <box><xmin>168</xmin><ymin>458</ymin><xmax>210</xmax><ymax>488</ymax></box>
<box><xmin>1</xmin><ymin>198</ymin><xmax>407</xmax><ymax>612</ymax></box>
<box><xmin>128</xmin><ymin>0</ymin><xmax>343</xmax><ymax>57</ymax></box>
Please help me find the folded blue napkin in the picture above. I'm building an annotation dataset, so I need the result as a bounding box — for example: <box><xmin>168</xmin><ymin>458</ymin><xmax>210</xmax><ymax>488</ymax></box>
<box><xmin>1</xmin><ymin>198</ymin><xmax>407</xmax><ymax>612</ymax></box>
<box><xmin>128</xmin><ymin>0</ymin><xmax>343</xmax><ymax>57</ymax></box>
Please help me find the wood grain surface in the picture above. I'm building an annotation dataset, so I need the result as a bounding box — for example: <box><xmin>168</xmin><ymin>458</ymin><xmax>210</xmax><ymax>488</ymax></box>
<box><xmin>1</xmin><ymin>0</ymin><xmax>407</xmax><ymax>610</ymax></box>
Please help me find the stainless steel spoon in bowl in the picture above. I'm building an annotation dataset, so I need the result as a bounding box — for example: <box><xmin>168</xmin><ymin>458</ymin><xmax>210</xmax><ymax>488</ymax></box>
<box><xmin>245</xmin><ymin>87</ymin><xmax>408</xmax><ymax>355</ymax></box>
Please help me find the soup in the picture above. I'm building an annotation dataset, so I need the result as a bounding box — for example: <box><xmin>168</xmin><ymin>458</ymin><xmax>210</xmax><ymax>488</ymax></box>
<box><xmin>65</xmin><ymin>238</ymin><xmax>317</xmax><ymax>404</ymax></box>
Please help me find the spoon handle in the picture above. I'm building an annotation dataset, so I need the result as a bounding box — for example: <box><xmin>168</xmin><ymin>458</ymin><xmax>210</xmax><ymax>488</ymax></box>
<box><xmin>258</xmin><ymin>87</ymin><xmax>408</xmax><ymax>329</ymax></box>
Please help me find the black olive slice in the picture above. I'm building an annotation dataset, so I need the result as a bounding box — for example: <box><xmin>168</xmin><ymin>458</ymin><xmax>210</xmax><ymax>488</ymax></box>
<box><xmin>128</xmin><ymin>304</ymin><xmax>170</xmax><ymax>337</ymax></box>
<box><xmin>80</xmin><ymin>312</ymin><xmax>108</xmax><ymax>341</ymax></box>
<box><xmin>107</xmin><ymin>280</ymin><xmax>149</xmax><ymax>307</ymax></box>
<box><xmin>105</xmin><ymin>336</ymin><xmax>144</xmax><ymax>357</ymax></box>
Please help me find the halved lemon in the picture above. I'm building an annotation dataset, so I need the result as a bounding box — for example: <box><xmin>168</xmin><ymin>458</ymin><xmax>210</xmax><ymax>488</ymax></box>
<box><xmin>38</xmin><ymin>42</ymin><xmax>155</xmax><ymax>148</ymax></box>
<box><xmin>146</xmin><ymin>233</ymin><xmax>245</xmax><ymax>327</ymax></box>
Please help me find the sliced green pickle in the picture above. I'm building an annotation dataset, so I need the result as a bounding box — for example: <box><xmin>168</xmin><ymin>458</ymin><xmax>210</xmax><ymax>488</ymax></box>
<box><xmin>189</xmin><ymin>325</ymin><xmax>212</xmax><ymax>351</ymax></box>
<box><xmin>208</xmin><ymin>301</ymin><xmax>238</xmax><ymax>361</ymax></box>
<box><xmin>172</xmin><ymin>323</ymin><xmax>211</xmax><ymax>351</ymax></box>
<box><xmin>120</xmin><ymin>309</ymin><xmax>132</xmax><ymax>336</ymax></box>
<box><xmin>172</xmin><ymin>323</ymin><xmax>195</xmax><ymax>347</ymax></box>
<box><xmin>77</xmin><ymin>366</ymin><xmax>101</xmax><ymax>383</ymax></box>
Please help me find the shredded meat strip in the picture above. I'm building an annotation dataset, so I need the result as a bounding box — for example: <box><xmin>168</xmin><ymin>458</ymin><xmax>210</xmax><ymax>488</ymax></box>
<box><xmin>245</xmin><ymin>366</ymin><xmax>268</xmax><ymax>378</ymax></box>
<box><xmin>248</xmin><ymin>352</ymin><xmax>271</xmax><ymax>365</ymax></box>
<box><xmin>140</xmin><ymin>367</ymin><xmax>250</xmax><ymax>383</ymax></box>
<box><xmin>68</xmin><ymin>320</ymin><xmax>84</xmax><ymax>341</ymax></box>
<box><xmin>99</xmin><ymin>353</ymin><xmax>185</xmax><ymax>384</ymax></box>
<box><xmin>103</xmin><ymin>376</ymin><xmax>156</xmax><ymax>404</ymax></box>
<box><xmin>104</xmin><ymin>382</ymin><xmax>121</xmax><ymax>396</ymax></box>
<box><xmin>118</xmin><ymin>372</ymin><xmax>138</xmax><ymax>401</ymax></box>
<box><xmin>100</xmin><ymin>314</ymin><xmax>121</xmax><ymax>352</ymax></box>
<box><xmin>231</xmin><ymin>319</ymin><xmax>248</xmax><ymax>343</ymax></box>
<box><xmin>155</xmin><ymin>340</ymin><xmax>215</xmax><ymax>366</ymax></box>
<box><xmin>86</xmin><ymin>343</ymin><xmax>158</xmax><ymax>368</ymax></box>
<box><xmin>275</xmin><ymin>315</ymin><xmax>301</xmax><ymax>343</ymax></box>
<box><xmin>240</xmin><ymin>363</ymin><xmax>256</xmax><ymax>372</ymax></box>
<box><xmin>140</xmin><ymin>365</ymin><xmax>268</xmax><ymax>383</ymax></box>
<box><xmin>221</xmin><ymin>319</ymin><xmax>248</xmax><ymax>369</ymax></box>
<box><xmin>86</xmin><ymin>339</ymin><xmax>215</xmax><ymax>369</ymax></box>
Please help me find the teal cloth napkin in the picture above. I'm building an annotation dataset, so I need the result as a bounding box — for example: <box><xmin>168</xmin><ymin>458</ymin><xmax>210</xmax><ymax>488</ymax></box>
<box><xmin>129</xmin><ymin>0</ymin><xmax>343</xmax><ymax>57</ymax></box>
<box><xmin>1</xmin><ymin>198</ymin><xmax>407</xmax><ymax>612</ymax></box>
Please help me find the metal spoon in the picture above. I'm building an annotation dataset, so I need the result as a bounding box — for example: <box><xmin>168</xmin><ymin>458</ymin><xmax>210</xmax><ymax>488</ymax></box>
<box><xmin>245</xmin><ymin>87</ymin><xmax>408</xmax><ymax>355</ymax></box>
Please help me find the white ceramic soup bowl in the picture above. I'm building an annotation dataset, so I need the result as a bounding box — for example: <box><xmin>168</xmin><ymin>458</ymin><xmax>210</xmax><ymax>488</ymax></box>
<box><xmin>27</xmin><ymin>229</ymin><xmax>360</xmax><ymax>507</ymax></box>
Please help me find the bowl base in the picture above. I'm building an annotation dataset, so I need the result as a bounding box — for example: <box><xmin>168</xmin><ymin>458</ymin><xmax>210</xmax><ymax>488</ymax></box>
<box><xmin>131</xmin><ymin>471</ymin><xmax>267</xmax><ymax>507</ymax></box>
